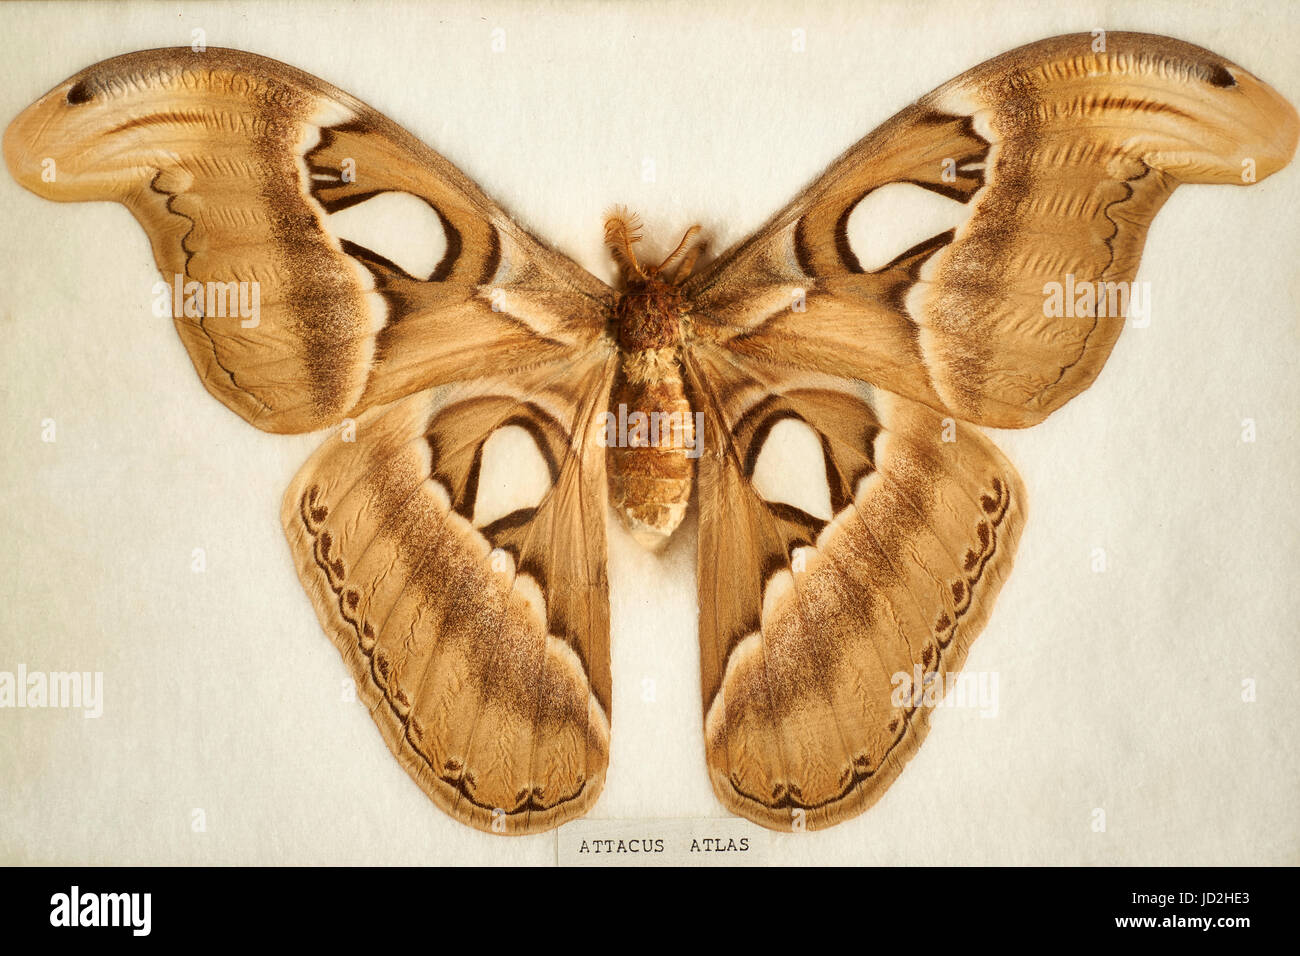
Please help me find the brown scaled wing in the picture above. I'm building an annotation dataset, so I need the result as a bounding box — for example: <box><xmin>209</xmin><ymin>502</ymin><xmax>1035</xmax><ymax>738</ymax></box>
<box><xmin>681</xmin><ymin>32</ymin><xmax>1296</xmax><ymax>829</ymax></box>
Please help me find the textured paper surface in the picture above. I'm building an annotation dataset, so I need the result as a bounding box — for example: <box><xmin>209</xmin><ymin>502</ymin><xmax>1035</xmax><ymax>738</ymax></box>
<box><xmin>0</xmin><ymin>0</ymin><xmax>1297</xmax><ymax>865</ymax></box>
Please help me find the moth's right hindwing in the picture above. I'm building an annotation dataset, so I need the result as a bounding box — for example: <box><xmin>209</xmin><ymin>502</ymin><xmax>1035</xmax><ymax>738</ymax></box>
<box><xmin>686</xmin><ymin>345</ymin><xmax>1025</xmax><ymax>830</ymax></box>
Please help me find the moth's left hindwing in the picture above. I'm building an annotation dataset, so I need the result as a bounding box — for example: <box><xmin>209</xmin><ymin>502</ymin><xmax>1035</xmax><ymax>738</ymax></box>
<box><xmin>4</xmin><ymin>48</ymin><xmax>618</xmax><ymax>834</ymax></box>
<box><xmin>284</xmin><ymin>354</ymin><xmax>616</xmax><ymax>833</ymax></box>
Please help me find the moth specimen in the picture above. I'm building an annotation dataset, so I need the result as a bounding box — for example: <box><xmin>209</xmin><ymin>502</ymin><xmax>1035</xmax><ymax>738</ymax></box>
<box><xmin>6</xmin><ymin>32</ymin><xmax>1296</xmax><ymax>835</ymax></box>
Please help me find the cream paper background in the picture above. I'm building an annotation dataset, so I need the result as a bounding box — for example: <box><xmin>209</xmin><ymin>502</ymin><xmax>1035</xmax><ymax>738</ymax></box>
<box><xmin>0</xmin><ymin>0</ymin><xmax>1296</xmax><ymax>866</ymax></box>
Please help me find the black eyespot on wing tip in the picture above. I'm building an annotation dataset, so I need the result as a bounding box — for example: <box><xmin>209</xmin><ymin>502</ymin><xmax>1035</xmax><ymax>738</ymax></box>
<box><xmin>1207</xmin><ymin>64</ymin><xmax>1237</xmax><ymax>88</ymax></box>
<box><xmin>66</xmin><ymin>81</ymin><xmax>93</xmax><ymax>105</ymax></box>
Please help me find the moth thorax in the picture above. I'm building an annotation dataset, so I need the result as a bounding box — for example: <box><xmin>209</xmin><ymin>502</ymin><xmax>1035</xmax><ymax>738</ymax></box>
<box><xmin>616</xmin><ymin>277</ymin><xmax>684</xmax><ymax>353</ymax></box>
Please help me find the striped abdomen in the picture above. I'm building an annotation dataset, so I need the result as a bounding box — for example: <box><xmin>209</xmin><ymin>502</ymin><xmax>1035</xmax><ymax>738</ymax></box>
<box><xmin>606</xmin><ymin>346</ymin><xmax>696</xmax><ymax>549</ymax></box>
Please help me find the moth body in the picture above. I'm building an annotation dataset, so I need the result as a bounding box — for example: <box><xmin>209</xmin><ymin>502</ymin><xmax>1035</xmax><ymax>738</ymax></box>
<box><xmin>607</xmin><ymin>277</ymin><xmax>697</xmax><ymax>549</ymax></box>
<box><xmin>603</xmin><ymin>213</ymin><xmax>704</xmax><ymax>549</ymax></box>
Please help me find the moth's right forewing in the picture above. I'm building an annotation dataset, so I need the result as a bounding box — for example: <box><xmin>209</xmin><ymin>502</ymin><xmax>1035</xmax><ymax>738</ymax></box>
<box><xmin>685</xmin><ymin>32</ymin><xmax>1298</xmax><ymax>429</ymax></box>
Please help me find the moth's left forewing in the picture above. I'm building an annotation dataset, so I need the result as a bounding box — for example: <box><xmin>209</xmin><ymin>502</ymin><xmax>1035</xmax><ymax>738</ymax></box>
<box><xmin>3</xmin><ymin>47</ymin><xmax>614</xmax><ymax>433</ymax></box>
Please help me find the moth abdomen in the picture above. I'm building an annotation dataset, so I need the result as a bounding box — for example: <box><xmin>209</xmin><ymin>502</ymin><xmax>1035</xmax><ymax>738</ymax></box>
<box><xmin>605</xmin><ymin>353</ymin><xmax>697</xmax><ymax>550</ymax></box>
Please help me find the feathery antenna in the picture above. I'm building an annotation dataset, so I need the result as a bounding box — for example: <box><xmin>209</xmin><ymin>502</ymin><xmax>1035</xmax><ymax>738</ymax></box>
<box><xmin>604</xmin><ymin>206</ymin><xmax>645</xmax><ymax>279</ymax></box>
